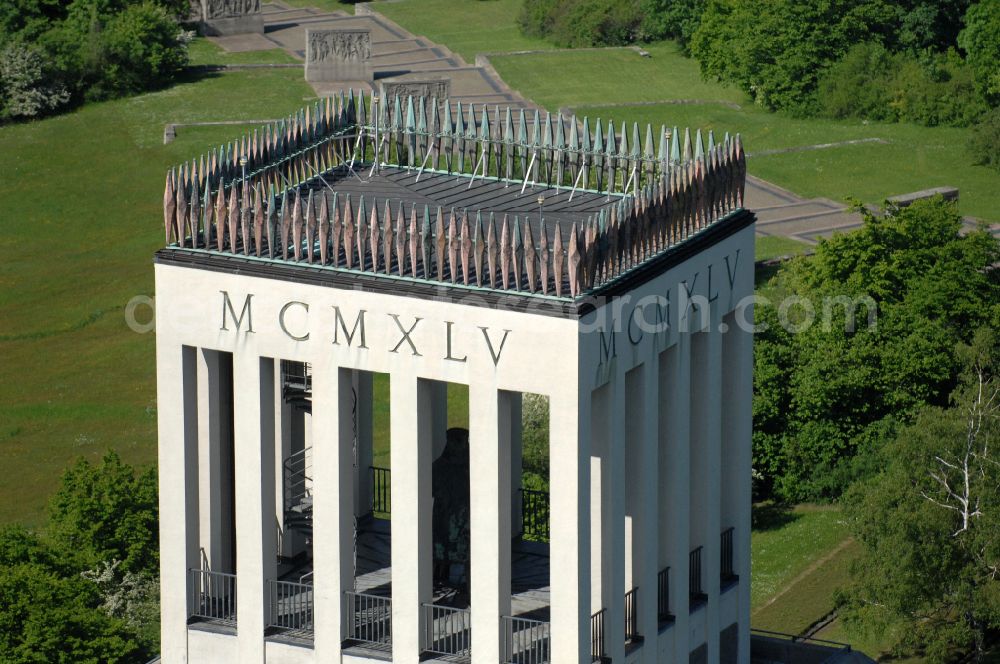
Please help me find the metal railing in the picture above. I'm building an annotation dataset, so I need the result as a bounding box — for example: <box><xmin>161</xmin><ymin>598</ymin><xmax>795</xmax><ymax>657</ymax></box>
<box><xmin>520</xmin><ymin>488</ymin><xmax>550</xmax><ymax>542</ymax></box>
<box><xmin>188</xmin><ymin>568</ymin><xmax>237</xmax><ymax>626</ymax></box>
<box><xmin>502</xmin><ymin>615</ymin><xmax>551</xmax><ymax>664</ymax></box>
<box><xmin>690</xmin><ymin>546</ymin><xmax>705</xmax><ymax>601</ymax></box>
<box><xmin>267</xmin><ymin>579</ymin><xmax>314</xmax><ymax>637</ymax></box>
<box><xmin>721</xmin><ymin>527</ymin><xmax>736</xmax><ymax>582</ymax></box>
<box><xmin>624</xmin><ymin>587</ymin><xmax>640</xmax><ymax>642</ymax></box>
<box><xmin>371</xmin><ymin>465</ymin><xmax>391</xmax><ymax>515</ymax></box>
<box><xmin>422</xmin><ymin>603</ymin><xmax>471</xmax><ymax>659</ymax></box>
<box><xmin>657</xmin><ymin>567</ymin><xmax>673</xmax><ymax>623</ymax></box>
<box><xmin>283</xmin><ymin>447</ymin><xmax>312</xmax><ymax>515</ymax></box>
<box><xmin>590</xmin><ymin>608</ymin><xmax>606</xmax><ymax>662</ymax></box>
<box><xmin>345</xmin><ymin>591</ymin><xmax>392</xmax><ymax>648</ymax></box>
<box><xmin>280</xmin><ymin>360</ymin><xmax>312</xmax><ymax>391</ymax></box>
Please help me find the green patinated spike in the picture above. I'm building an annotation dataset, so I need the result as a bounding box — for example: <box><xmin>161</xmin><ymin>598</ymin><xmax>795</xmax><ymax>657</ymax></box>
<box><xmin>543</xmin><ymin>112</ymin><xmax>553</xmax><ymax>148</ymax></box>
<box><xmin>671</xmin><ymin>126</ymin><xmax>681</xmax><ymax>163</ymax></box>
<box><xmin>466</xmin><ymin>102</ymin><xmax>477</xmax><ymax>140</ymax></box>
<box><xmin>593</xmin><ymin>118</ymin><xmax>603</xmax><ymax>155</ymax></box>
<box><xmin>644</xmin><ymin>124</ymin><xmax>655</xmax><ymax>160</ymax></box>
<box><xmin>632</xmin><ymin>122</ymin><xmax>641</xmax><ymax>158</ymax></box>
<box><xmin>504</xmin><ymin>107</ymin><xmax>514</xmax><ymax>143</ymax></box>
<box><xmin>202</xmin><ymin>184</ymin><xmax>212</xmax><ymax>239</ymax></box>
<box><xmin>556</xmin><ymin>114</ymin><xmax>566</xmax><ymax>148</ymax></box>
<box><xmin>358</xmin><ymin>92</ymin><xmax>368</xmax><ymax>128</ymax></box>
<box><xmin>517</xmin><ymin>109</ymin><xmax>528</xmax><ymax>145</ymax></box>
<box><xmin>405</xmin><ymin>96</ymin><xmax>417</xmax><ymax>167</ymax></box>
<box><xmin>569</xmin><ymin>116</ymin><xmax>579</xmax><ymax>151</ymax></box>
<box><xmin>695</xmin><ymin>129</ymin><xmax>704</xmax><ymax>159</ymax></box>
<box><xmin>605</xmin><ymin>121</ymin><xmax>616</xmax><ymax>157</ymax></box>
<box><xmin>581</xmin><ymin>117</ymin><xmax>591</xmax><ymax>151</ymax></box>
<box><xmin>418</xmin><ymin>97</ymin><xmax>428</xmax><ymax>134</ymax></box>
<box><xmin>392</xmin><ymin>94</ymin><xmax>403</xmax><ymax>131</ymax></box>
<box><xmin>443</xmin><ymin>100</ymin><xmax>453</xmax><ymax>135</ymax></box>
<box><xmin>347</xmin><ymin>88</ymin><xmax>357</xmax><ymax>124</ymax></box>
<box><xmin>379</xmin><ymin>91</ymin><xmax>390</xmax><ymax>129</ymax></box>
<box><xmin>512</xmin><ymin>215</ymin><xmax>522</xmax><ymax>290</ymax></box>
<box><xmin>724</xmin><ymin>131</ymin><xmax>731</xmax><ymax>146</ymax></box>
<box><xmin>531</xmin><ymin>109</ymin><xmax>541</xmax><ymax>147</ymax></box>
<box><xmin>658</xmin><ymin>125</ymin><xmax>668</xmax><ymax>162</ymax></box>
<box><xmin>455</xmin><ymin>102</ymin><xmax>466</xmax><ymax>171</ymax></box>
<box><xmin>479</xmin><ymin>105</ymin><xmax>490</xmax><ymax>141</ymax></box>
<box><xmin>683</xmin><ymin>127</ymin><xmax>692</xmax><ymax>161</ymax></box>
<box><xmin>708</xmin><ymin>130</ymin><xmax>716</xmax><ymax>152</ymax></box>
<box><xmin>405</xmin><ymin>95</ymin><xmax>416</xmax><ymax>131</ymax></box>
<box><xmin>618</xmin><ymin>122</ymin><xmax>628</xmax><ymax>158</ymax></box>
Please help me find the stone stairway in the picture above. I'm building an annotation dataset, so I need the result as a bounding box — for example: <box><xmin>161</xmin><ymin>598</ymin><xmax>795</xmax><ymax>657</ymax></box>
<box><xmin>208</xmin><ymin>1</ymin><xmax>536</xmax><ymax>112</ymax></box>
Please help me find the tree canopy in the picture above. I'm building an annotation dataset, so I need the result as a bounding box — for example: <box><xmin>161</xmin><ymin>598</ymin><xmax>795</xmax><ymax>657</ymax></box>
<box><xmin>753</xmin><ymin>198</ymin><xmax>1000</xmax><ymax>501</ymax></box>
<box><xmin>839</xmin><ymin>329</ymin><xmax>1000</xmax><ymax>661</ymax></box>
<box><xmin>0</xmin><ymin>452</ymin><xmax>159</xmax><ymax>663</ymax></box>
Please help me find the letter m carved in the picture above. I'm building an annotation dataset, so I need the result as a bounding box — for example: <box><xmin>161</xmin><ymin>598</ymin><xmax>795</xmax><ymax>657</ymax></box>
<box><xmin>333</xmin><ymin>307</ymin><xmax>368</xmax><ymax>348</ymax></box>
<box><xmin>220</xmin><ymin>291</ymin><xmax>254</xmax><ymax>333</ymax></box>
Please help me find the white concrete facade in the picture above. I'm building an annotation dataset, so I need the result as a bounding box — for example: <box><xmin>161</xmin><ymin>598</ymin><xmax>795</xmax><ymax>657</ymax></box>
<box><xmin>155</xmin><ymin>221</ymin><xmax>754</xmax><ymax>664</ymax></box>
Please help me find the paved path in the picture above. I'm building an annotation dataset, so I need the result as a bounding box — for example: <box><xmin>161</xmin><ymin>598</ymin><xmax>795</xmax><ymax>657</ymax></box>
<box><xmin>210</xmin><ymin>2</ymin><xmax>535</xmax><ymax>111</ymax></box>
<box><xmin>209</xmin><ymin>3</ymin><xmax>996</xmax><ymax>244</ymax></box>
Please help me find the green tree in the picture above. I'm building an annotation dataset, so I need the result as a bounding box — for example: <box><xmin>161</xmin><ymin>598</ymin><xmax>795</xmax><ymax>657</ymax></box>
<box><xmin>691</xmin><ymin>0</ymin><xmax>896</xmax><ymax>113</ymax></box>
<box><xmin>839</xmin><ymin>330</ymin><xmax>1000</xmax><ymax>661</ymax></box>
<box><xmin>48</xmin><ymin>451</ymin><xmax>159</xmax><ymax>576</ymax></box>
<box><xmin>0</xmin><ymin>42</ymin><xmax>70</xmax><ymax>119</ymax></box>
<box><xmin>753</xmin><ymin>198</ymin><xmax>1000</xmax><ymax>500</ymax></box>
<box><xmin>0</xmin><ymin>527</ymin><xmax>141</xmax><ymax>663</ymax></box>
<box><xmin>959</xmin><ymin>0</ymin><xmax>1000</xmax><ymax>105</ymax></box>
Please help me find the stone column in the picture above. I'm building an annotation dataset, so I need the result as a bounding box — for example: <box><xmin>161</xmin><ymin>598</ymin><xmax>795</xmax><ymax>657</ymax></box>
<box><xmin>633</xmin><ymin>358</ymin><xmax>660</xmax><ymax>662</ymax></box>
<box><xmin>509</xmin><ymin>393</ymin><xmax>524</xmax><ymax>538</ymax></box>
<box><xmin>690</xmin><ymin>318</ymin><xmax>723</xmax><ymax>661</ymax></box>
<box><xmin>589</xmin><ymin>378</ymin><xmax>625</xmax><ymax>664</ymax></box>
<box><xmin>469</xmin><ymin>385</ymin><xmax>512</xmax><ymax>663</ymax></box>
<box><xmin>549</xmin><ymin>385</ymin><xmax>589</xmax><ymax>664</ymax></box>
<box><xmin>606</xmin><ymin>376</ymin><xmax>627</xmax><ymax>664</ymax></box>
<box><xmin>353</xmin><ymin>371</ymin><xmax>374</xmax><ymax>519</ymax></box>
<box><xmin>721</xmin><ymin>314</ymin><xmax>754</xmax><ymax>664</ymax></box>
<box><xmin>198</xmin><ymin>349</ymin><xmax>224</xmax><ymax>571</ymax></box>
<box><xmin>233</xmin><ymin>355</ymin><xmax>277</xmax><ymax>664</ymax></box>
<box><xmin>313</xmin><ymin>364</ymin><xmax>355</xmax><ymax>660</ymax></box>
<box><xmin>663</xmin><ymin>336</ymin><xmax>692</xmax><ymax>663</ymax></box>
<box><xmin>157</xmin><ymin>345</ymin><xmax>200</xmax><ymax>664</ymax></box>
<box><xmin>391</xmin><ymin>375</ymin><xmax>433</xmax><ymax>664</ymax></box>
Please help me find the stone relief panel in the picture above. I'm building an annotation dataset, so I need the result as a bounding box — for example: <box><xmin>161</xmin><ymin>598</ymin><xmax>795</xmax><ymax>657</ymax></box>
<box><xmin>307</xmin><ymin>30</ymin><xmax>372</xmax><ymax>64</ymax></box>
<box><xmin>380</xmin><ymin>79</ymin><xmax>451</xmax><ymax>106</ymax></box>
<box><xmin>204</xmin><ymin>0</ymin><xmax>260</xmax><ymax>19</ymax></box>
<box><xmin>305</xmin><ymin>29</ymin><xmax>373</xmax><ymax>82</ymax></box>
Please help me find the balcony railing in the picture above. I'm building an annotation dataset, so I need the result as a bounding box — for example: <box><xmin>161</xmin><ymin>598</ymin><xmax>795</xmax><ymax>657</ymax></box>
<box><xmin>520</xmin><ymin>487</ymin><xmax>550</xmax><ymax>542</ymax></box>
<box><xmin>657</xmin><ymin>567</ymin><xmax>674</xmax><ymax>624</ymax></box>
<box><xmin>422</xmin><ymin>603</ymin><xmax>471</xmax><ymax>660</ymax></box>
<box><xmin>370</xmin><ymin>465</ymin><xmax>391</xmax><ymax>516</ymax></box>
<box><xmin>690</xmin><ymin>546</ymin><xmax>706</xmax><ymax>605</ymax></box>
<box><xmin>624</xmin><ymin>587</ymin><xmax>640</xmax><ymax>642</ymax></box>
<box><xmin>590</xmin><ymin>608</ymin><xmax>606</xmax><ymax>662</ymax></box>
<box><xmin>188</xmin><ymin>568</ymin><xmax>237</xmax><ymax>627</ymax></box>
<box><xmin>267</xmin><ymin>579</ymin><xmax>314</xmax><ymax>637</ymax></box>
<box><xmin>721</xmin><ymin>527</ymin><xmax>737</xmax><ymax>585</ymax></box>
<box><xmin>345</xmin><ymin>591</ymin><xmax>392</xmax><ymax>649</ymax></box>
<box><xmin>502</xmin><ymin>615</ymin><xmax>551</xmax><ymax>664</ymax></box>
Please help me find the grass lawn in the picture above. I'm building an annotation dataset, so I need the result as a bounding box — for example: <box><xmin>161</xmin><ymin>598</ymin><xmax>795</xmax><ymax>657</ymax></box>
<box><xmin>279</xmin><ymin>0</ymin><xmax>355</xmax><ymax>14</ymax></box>
<box><xmin>0</xmin><ymin>48</ymin><xmax>314</xmax><ymax>525</ymax></box>
<box><xmin>750</xmin><ymin>504</ymin><xmax>850</xmax><ymax>611</ymax></box>
<box><xmin>186</xmin><ymin>39</ymin><xmax>299</xmax><ymax>66</ymax></box>
<box><xmin>370</xmin><ymin>0</ymin><xmax>554</xmax><ymax>63</ymax></box>
<box><xmin>485</xmin><ymin>46</ymin><xmax>999</xmax><ymax>221</ymax></box>
<box><xmin>755</xmin><ymin>236</ymin><xmax>813</xmax><ymax>262</ymax></box>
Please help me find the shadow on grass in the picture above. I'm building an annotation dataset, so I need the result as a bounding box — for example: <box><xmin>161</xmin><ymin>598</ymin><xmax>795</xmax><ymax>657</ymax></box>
<box><xmin>752</xmin><ymin>503</ymin><xmax>799</xmax><ymax>532</ymax></box>
<box><xmin>754</xmin><ymin>263</ymin><xmax>782</xmax><ymax>288</ymax></box>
